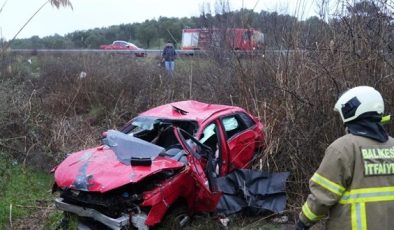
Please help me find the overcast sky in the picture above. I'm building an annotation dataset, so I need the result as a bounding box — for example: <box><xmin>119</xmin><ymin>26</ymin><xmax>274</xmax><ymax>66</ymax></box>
<box><xmin>0</xmin><ymin>0</ymin><xmax>317</xmax><ymax>40</ymax></box>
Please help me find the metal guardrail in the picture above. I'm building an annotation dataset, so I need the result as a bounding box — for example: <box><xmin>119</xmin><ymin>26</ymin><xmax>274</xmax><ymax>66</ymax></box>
<box><xmin>9</xmin><ymin>48</ymin><xmax>159</xmax><ymax>54</ymax></box>
<box><xmin>7</xmin><ymin>49</ymin><xmax>194</xmax><ymax>57</ymax></box>
<box><xmin>8</xmin><ymin>49</ymin><xmax>266</xmax><ymax>54</ymax></box>
<box><xmin>7</xmin><ymin>48</ymin><xmax>306</xmax><ymax>57</ymax></box>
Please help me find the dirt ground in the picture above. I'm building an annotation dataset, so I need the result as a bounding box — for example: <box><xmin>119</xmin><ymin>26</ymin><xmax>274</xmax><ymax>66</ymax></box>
<box><xmin>5</xmin><ymin>203</ymin><xmax>54</xmax><ymax>230</ymax></box>
<box><xmin>5</xmin><ymin>209</ymin><xmax>326</xmax><ymax>230</ymax></box>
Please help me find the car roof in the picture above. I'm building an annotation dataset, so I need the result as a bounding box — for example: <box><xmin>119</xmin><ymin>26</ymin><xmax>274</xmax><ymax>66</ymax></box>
<box><xmin>113</xmin><ymin>40</ymin><xmax>137</xmax><ymax>46</ymax></box>
<box><xmin>139</xmin><ymin>100</ymin><xmax>243</xmax><ymax>124</ymax></box>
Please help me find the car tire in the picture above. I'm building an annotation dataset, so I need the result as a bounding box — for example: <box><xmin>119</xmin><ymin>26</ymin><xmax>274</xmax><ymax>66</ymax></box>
<box><xmin>157</xmin><ymin>203</ymin><xmax>190</xmax><ymax>230</ymax></box>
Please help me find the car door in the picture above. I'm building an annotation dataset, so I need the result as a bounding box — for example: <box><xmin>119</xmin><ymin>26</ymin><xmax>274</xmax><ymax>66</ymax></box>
<box><xmin>220</xmin><ymin>113</ymin><xmax>257</xmax><ymax>171</ymax></box>
<box><xmin>198</xmin><ymin>121</ymin><xmax>228</xmax><ymax>176</ymax></box>
<box><xmin>173</xmin><ymin>127</ymin><xmax>222</xmax><ymax>211</ymax></box>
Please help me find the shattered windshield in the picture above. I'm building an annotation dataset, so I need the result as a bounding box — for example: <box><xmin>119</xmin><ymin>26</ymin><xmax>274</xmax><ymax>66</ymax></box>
<box><xmin>102</xmin><ymin>130</ymin><xmax>165</xmax><ymax>165</ymax></box>
<box><xmin>128</xmin><ymin>116</ymin><xmax>159</xmax><ymax>134</ymax></box>
<box><xmin>123</xmin><ymin>116</ymin><xmax>198</xmax><ymax>147</ymax></box>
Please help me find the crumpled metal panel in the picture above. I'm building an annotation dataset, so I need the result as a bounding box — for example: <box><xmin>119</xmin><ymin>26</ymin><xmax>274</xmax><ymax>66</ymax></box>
<box><xmin>54</xmin><ymin>143</ymin><xmax>184</xmax><ymax>193</ymax></box>
<box><xmin>139</xmin><ymin>100</ymin><xmax>239</xmax><ymax>125</ymax></box>
<box><xmin>216</xmin><ymin>169</ymin><xmax>290</xmax><ymax>216</ymax></box>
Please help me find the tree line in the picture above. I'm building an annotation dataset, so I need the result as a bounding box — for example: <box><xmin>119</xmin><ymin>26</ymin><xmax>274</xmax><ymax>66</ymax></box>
<box><xmin>7</xmin><ymin>1</ymin><xmax>394</xmax><ymax>54</ymax></box>
<box><xmin>8</xmin><ymin>9</ymin><xmax>325</xmax><ymax>50</ymax></box>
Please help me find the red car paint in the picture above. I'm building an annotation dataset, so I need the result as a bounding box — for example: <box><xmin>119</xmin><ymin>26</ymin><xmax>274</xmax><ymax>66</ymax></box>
<box><xmin>53</xmin><ymin>100</ymin><xmax>265</xmax><ymax>228</ymax></box>
<box><xmin>54</xmin><ymin>147</ymin><xmax>184</xmax><ymax>193</ymax></box>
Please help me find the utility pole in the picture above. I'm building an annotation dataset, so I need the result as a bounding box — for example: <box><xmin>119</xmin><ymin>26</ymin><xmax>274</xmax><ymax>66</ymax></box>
<box><xmin>166</xmin><ymin>29</ymin><xmax>178</xmax><ymax>47</ymax></box>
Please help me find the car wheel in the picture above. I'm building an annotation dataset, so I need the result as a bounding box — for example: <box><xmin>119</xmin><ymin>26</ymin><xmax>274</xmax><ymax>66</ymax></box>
<box><xmin>158</xmin><ymin>204</ymin><xmax>190</xmax><ymax>230</ymax></box>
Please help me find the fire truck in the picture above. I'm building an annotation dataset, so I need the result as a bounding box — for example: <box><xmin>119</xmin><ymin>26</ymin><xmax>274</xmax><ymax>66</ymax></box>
<box><xmin>181</xmin><ymin>28</ymin><xmax>265</xmax><ymax>52</ymax></box>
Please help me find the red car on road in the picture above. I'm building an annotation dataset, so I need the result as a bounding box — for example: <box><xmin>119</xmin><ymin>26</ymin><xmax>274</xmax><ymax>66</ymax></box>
<box><xmin>53</xmin><ymin>100</ymin><xmax>265</xmax><ymax>229</ymax></box>
<box><xmin>100</xmin><ymin>40</ymin><xmax>146</xmax><ymax>57</ymax></box>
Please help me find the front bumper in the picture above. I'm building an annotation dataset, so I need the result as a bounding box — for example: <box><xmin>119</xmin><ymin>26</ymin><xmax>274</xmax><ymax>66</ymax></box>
<box><xmin>55</xmin><ymin>198</ymin><xmax>148</xmax><ymax>230</ymax></box>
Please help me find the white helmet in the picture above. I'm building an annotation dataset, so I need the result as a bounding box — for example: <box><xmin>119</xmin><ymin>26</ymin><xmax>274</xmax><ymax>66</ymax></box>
<box><xmin>334</xmin><ymin>86</ymin><xmax>384</xmax><ymax>123</ymax></box>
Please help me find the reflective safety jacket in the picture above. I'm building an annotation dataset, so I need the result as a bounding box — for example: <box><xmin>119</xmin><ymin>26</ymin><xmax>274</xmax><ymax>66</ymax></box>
<box><xmin>299</xmin><ymin>134</ymin><xmax>394</xmax><ymax>230</ymax></box>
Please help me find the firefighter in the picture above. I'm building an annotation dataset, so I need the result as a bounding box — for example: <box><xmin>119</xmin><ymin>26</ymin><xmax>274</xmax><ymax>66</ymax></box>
<box><xmin>291</xmin><ymin>86</ymin><xmax>394</xmax><ymax>230</ymax></box>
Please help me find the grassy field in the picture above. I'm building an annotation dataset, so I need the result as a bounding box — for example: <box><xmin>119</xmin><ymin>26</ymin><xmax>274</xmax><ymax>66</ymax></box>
<box><xmin>0</xmin><ymin>154</ymin><xmax>54</xmax><ymax>229</ymax></box>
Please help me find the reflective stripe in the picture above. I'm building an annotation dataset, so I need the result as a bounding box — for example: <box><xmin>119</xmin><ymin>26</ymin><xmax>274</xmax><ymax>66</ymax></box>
<box><xmin>343</xmin><ymin>187</ymin><xmax>394</xmax><ymax>230</ymax></box>
<box><xmin>351</xmin><ymin>203</ymin><xmax>357</xmax><ymax>230</ymax></box>
<box><xmin>381</xmin><ymin>115</ymin><xmax>391</xmax><ymax>124</ymax></box>
<box><xmin>351</xmin><ymin>203</ymin><xmax>367</xmax><ymax>230</ymax></box>
<box><xmin>360</xmin><ymin>203</ymin><xmax>367</xmax><ymax>230</ymax></box>
<box><xmin>311</xmin><ymin>173</ymin><xmax>345</xmax><ymax>196</ymax></box>
<box><xmin>302</xmin><ymin>203</ymin><xmax>324</xmax><ymax>222</ymax></box>
<box><xmin>340</xmin><ymin>186</ymin><xmax>394</xmax><ymax>204</ymax></box>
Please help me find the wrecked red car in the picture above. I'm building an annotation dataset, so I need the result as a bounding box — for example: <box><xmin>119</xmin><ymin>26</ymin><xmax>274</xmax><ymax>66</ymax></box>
<box><xmin>53</xmin><ymin>100</ymin><xmax>265</xmax><ymax>229</ymax></box>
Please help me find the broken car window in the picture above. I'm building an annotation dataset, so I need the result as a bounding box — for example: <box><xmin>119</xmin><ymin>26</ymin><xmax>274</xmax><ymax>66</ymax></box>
<box><xmin>130</xmin><ymin>116</ymin><xmax>159</xmax><ymax>132</ymax></box>
<box><xmin>200</xmin><ymin>123</ymin><xmax>219</xmax><ymax>154</ymax></box>
<box><xmin>222</xmin><ymin>115</ymin><xmax>248</xmax><ymax>140</ymax></box>
<box><xmin>200</xmin><ymin>123</ymin><xmax>216</xmax><ymax>143</ymax></box>
<box><xmin>239</xmin><ymin>112</ymin><xmax>256</xmax><ymax>128</ymax></box>
<box><xmin>222</xmin><ymin>117</ymin><xmax>239</xmax><ymax>131</ymax></box>
<box><xmin>123</xmin><ymin>116</ymin><xmax>199</xmax><ymax>152</ymax></box>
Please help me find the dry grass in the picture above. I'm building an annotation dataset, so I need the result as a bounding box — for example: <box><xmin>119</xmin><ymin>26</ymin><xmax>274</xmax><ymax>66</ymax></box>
<box><xmin>1</xmin><ymin>48</ymin><xmax>392</xmax><ymax>210</ymax></box>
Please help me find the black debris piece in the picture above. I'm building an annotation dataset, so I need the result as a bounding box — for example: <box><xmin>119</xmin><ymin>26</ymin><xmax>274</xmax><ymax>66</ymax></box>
<box><xmin>216</xmin><ymin>169</ymin><xmax>290</xmax><ymax>216</ymax></box>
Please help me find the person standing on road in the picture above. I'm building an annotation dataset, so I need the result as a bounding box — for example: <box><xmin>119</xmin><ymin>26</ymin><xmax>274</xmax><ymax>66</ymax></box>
<box><xmin>162</xmin><ymin>40</ymin><xmax>177</xmax><ymax>78</ymax></box>
<box><xmin>288</xmin><ymin>86</ymin><xmax>394</xmax><ymax>230</ymax></box>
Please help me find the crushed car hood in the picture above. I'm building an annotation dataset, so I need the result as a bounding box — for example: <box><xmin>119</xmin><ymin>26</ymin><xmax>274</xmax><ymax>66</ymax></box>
<box><xmin>54</xmin><ymin>131</ymin><xmax>185</xmax><ymax>193</ymax></box>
